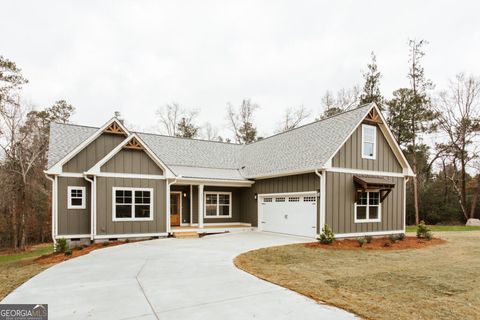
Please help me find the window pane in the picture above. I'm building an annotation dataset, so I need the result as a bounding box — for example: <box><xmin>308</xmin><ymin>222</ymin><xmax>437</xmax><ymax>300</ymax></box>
<box><xmin>369</xmin><ymin>192</ymin><xmax>380</xmax><ymax>205</ymax></box>
<box><xmin>218</xmin><ymin>194</ymin><xmax>230</xmax><ymax>204</ymax></box>
<box><xmin>358</xmin><ymin>192</ymin><xmax>368</xmax><ymax>205</ymax></box>
<box><xmin>219</xmin><ymin>205</ymin><xmax>230</xmax><ymax>216</ymax></box>
<box><xmin>363</xmin><ymin>126</ymin><xmax>375</xmax><ymax>142</ymax></box>
<box><xmin>116</xmin><ymin>190</ymin><xmax>132</xmax><ymax>204</ymax></box>
<box><xmin>135</xmin><ymin>205</ymin><xmax>150</xmax><ymax>218</ymax></box>
<box><xmin>206</xmin><ymin>194</ymin><xmax>217</xmax><ymax>205</ymax></box>
<box><xmin>369</xmin><ymin>206</ymin><xmax>379</xmax><ymax>220</ymax></box>
<box><xmin>71</xmin><ymin>198</ymin><xmax>82</xmax><ymax>206</ymax></box>
<box><xmin>205</xmin><ymin>205</ymin><xmax>217</xmax><ymax>216</ymax></box>
<box><xmin>363</xmin><ymin>142</ymin><xmax>374</xmax><ymax>157</ymax></box>
<box><xmin>135</xmin><ymin>190</ymin><xmax>151</xmax><ymax>204</ymax></box>
<box><xmin>356</xmin><ymin>206</ymin><xmax>367</xmax><ymax>220</ymax></box>
<box><xmin>116</xmin><ymin>205</ymin><xmax>132</xmax><ymax>218</ymax></box>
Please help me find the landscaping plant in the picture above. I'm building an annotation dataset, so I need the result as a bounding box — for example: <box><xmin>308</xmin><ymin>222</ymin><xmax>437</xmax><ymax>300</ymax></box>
<box><xmin>398</xmin><ymin>233</ymin><xmax>406</xmax><ymax>241</ymax></box>
<box><xmin>416</xmin><ymin>221</ymin><xmax>433</xmax><ymax>240</ymax></box>
<box><xmin>389</xmin><ymin>234</ymin><xmax>398</xmax><ymax>243</ymax></box>
<box><xmin>55</xmin><ymin>238</ymin><xmax>68</xmax><ymax>253</ymax></box>
<box><xmin>318</xmin><ymin>225</ymin><xmax>335</xmax><ymax>244</ymax></box>
<box><xmin>357</xmin><ymin>237</ymin><xmax>367</xmax><ymax>247</ymax></box>
<box><xmin>365</xmin><ymin>236</ymin><xmax>373</xmax><ymax>243</ymax></box>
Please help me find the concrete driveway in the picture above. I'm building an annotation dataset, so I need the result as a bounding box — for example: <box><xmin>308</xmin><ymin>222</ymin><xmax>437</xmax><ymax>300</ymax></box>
<box><xmin>2</xmin><ymin>231</ymin><xmax>356</xmax><ymax>320</ymax></box>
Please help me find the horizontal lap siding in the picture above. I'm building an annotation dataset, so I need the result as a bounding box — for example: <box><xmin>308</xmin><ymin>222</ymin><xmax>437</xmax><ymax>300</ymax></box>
<box><xmin>57</xmin><ymin>177</ymin><xmax>91</xmax><ymax>235</ymax></box>
<box><xmin>240</xmin><ymin>173</ymin><xmax>319</xmax><ymax>227</ymax></box>
<box><xmin>325</xmin><ymin>172</ymin><xmax>404</xmax><ymax>234</ymax></box>
<box><xmin>96</xmin><ymin>177</ymin><xmax>166</xmax><ymax>235</ymax></box>
<box><xmin>332</xmin><ymin>124</ymin><xmax>403</xmax><ymax>173</ymax></box>
<box><xmin>100</xmin><ymin>149</ymin><xmax>163</xmax><ymax>175</ymax></box>
<box><xmin>63</xmin><ymin>133</ymin><xmax>125</xmax><ymax>173</ymax></box>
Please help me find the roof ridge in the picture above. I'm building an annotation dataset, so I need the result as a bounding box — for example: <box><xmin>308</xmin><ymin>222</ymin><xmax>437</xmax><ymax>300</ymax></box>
<box><xmin>136</xmin><ymin>131</ymin><xmax>242</xmax><ymax>146</ymax></box>
<box><xmin>169</xmin><ymin>164</ymin><xmax>240</xmax><ymax>170</ymax></box>
<box><xmin>245</xmin><ymin>103</ymin><xmax>374</xmax><ymax>145</ymax></box>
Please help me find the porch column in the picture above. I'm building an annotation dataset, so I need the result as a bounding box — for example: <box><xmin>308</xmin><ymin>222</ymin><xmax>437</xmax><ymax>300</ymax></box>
<box><xmin>198</xmin><ymin>184</ymin><xmax>204</xmax><ymax>229</ymax></box>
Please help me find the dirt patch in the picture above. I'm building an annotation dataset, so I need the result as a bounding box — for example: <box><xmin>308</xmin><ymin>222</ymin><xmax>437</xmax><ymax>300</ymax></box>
<box><xmin>305</xmin><ymin>236</ymin><xmax>445</xmax><ymax>250</ymax></box>
<box><xmin>34</xmin><ymin>241</ymin><xmax>125</xmax><ymax>265</ymax></box>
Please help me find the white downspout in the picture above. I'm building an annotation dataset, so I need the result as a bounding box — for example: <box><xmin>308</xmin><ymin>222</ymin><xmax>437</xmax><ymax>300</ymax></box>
<box><xmin>315</xmin><ymin>169</ymin><xmax>326</xmax><ymax>234</ymax></box>
<box><xmin>84</xmin><ymin>174</ymin><xmax>95</xmax><ymax>241</ymax></box>
<box><xmin>44</xmin><ymin>173</ymin><xmax>56</xmax><ymax>246</ymax></box>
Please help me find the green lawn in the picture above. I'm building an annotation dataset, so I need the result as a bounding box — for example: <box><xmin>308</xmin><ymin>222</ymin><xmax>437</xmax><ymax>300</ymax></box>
<box><xmin>0</xmin><ymin>244</ymin><xmax>53</xmax><ymax>264</ymax></box>
<box><xmin>235</xmin><ymin>232</ymin><xmax>480</xmax><ymax>320</ymax></box>
<box><xmin>0</xmin><ymin>243</ymin><xmax>54</xmax><ymax>301</ymax></box>
<box><xmin>406</xmin><ymin>225</ymin><xmax>480</xmax><ymax>232</ymax></box>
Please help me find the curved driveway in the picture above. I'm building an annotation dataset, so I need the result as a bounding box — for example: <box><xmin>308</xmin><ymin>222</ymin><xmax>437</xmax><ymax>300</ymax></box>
<box><xmin>3</xmin><ymin>232</ymin><xmax>356</xmax><ymax>320</ymax></box>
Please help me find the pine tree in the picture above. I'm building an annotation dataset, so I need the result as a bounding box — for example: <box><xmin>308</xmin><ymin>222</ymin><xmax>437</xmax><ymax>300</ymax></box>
<box><xmin>176</xmin><ymin>117</ymin><xmax>199</xmax><ymax>138</ymax></box>
<box><xmin>359</xmin><ymin>52</ymin><xmax>384</xmax><ymax>108</ymax></box>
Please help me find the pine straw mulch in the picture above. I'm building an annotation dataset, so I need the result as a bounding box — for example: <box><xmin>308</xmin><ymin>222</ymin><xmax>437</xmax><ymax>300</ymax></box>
<box><xmin>34</xmin><ymin>241</ymin><xmax>127</xmax><ymax>264</ymax></box>
<box><xmin>304</xmin><ymin>236</ymin><xmax>446</xmax><ymax>250</ymax></box>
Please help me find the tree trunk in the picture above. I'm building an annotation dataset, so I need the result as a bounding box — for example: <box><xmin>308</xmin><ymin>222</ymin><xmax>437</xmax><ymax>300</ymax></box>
<box><xmin>470</xmin><ymin>175</ymin><xmax>480</xmax><ymax>219</ymax></box>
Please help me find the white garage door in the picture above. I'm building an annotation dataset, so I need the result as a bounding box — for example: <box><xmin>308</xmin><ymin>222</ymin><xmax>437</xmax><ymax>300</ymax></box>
<box><xmin>259</xmin><ymin>193</ymin><xmax>317</xmax><ymax>238</ymax></box>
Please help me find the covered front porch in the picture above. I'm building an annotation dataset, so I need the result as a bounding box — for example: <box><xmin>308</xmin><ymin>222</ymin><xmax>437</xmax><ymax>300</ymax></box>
<box><xmin>166</xmin><ymin>176</ymin><xmax>255</xmax><ymax>236</ymax></box>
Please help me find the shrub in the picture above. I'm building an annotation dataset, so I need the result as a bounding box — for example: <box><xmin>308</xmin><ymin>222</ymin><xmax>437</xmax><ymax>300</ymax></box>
<box><xmin>416</xmin><ymin>221</ymin><xmax>433</xmax><ymax>240</ymax></box>
<box><xmin>125</xmin><ymin>238</ymin><xmax>130</xmax><ymax>243</ymax></box>
<box><xmin>398</xmin><ymin>233</ymin><xmax>406</xmax><ymax>241</ymax></box>
<box><xmin>389</xmin><ymin>234</ymin><xmax>398</xmax><ymax>243</ymax></box>
<box><xmin>102</xmin><ymin>241</ymin><xmax>109</xmax><ymax>247</ymax></box>
<box><xmin>56</xmin><ymin>238</ymin><xmax>68</xmax><ymax>253</ymax></box>
<box><xmin>357</xmin><ymin>237</ymin><xmax>366</xmax><ymax>247</ymax></box>
<box><xmin>318</xmin><ymin>225</ymin><xmax>335</xmax><ymax>244</ymax></box>
<box><xmin>365</xmin><ymin>236</ymin><xmax>373</xmax><ymax>243</ymax></box>
<box><xmin>64</xmin><ymin>249</ymin><xmax>72</xmax><ymax>256</ymax></box>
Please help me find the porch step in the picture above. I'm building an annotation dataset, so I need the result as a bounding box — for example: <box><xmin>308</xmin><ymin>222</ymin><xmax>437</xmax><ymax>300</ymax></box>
<box><xmin>173</xmin><ymin>231</ymin><xmax>199</xmax><ymax>239</ymax></box>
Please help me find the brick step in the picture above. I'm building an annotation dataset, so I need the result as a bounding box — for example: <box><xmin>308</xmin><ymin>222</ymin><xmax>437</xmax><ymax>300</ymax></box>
<box><xmin>173</xmin><ymin>231</ymin><xmax>199</xmax><ymax>239</ymax></box>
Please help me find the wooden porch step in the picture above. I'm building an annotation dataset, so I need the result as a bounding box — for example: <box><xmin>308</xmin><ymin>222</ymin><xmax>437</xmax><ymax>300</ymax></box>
<box><xmin>173</xmin><ymin>231</ymin><xmax>199</xmax><ymax>239</ymax></box>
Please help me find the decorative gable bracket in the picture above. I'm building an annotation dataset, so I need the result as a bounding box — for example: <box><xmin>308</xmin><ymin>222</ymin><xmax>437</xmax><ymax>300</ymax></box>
<box><xmin>104</xmin><ymin>121</ymin><xmax>127</xmax><ymax>135</ymax></box>
<box><xmin>363</xmin><ymin>108</ymin><xmax>382</xmax><ymax>125</ymax></box>
<box><xmin>124</xmin><ymin>137</ymin><xmax>144</xmax><ymax>150</ymax></box>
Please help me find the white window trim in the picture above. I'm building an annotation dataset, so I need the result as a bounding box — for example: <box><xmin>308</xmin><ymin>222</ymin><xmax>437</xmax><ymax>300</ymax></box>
<box><xmin>67</xmin><ymin>186</ymin><xmax>86</xmax><ymax>209</ymax></box>
<box><xmin>361</xmin><ymin>124</ymin><xmax>377</xmax><ymax>160</ymax></box>
<box><xmin>354</xmin><ymin>191</ymin><xmax>382</xmax><ymax>223</ymax></box>
<box><xmin>203</xmin><ymin>191</ymin><xmax>232</xmax><ymax>218</ymax></box>
<box><xmin>112</xmin><ymin>187</ymin><xmax>154</xmax><ymax>222</ymax></box>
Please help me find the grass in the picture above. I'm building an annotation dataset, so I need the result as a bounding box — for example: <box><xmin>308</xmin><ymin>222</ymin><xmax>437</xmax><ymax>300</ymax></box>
<box><xmin>406</xmin><ymin>225</ymin><xmax>480</xmax><ymax>232</ymax></box>
<box><xmin>235</xmin><ymin>232</ymin><xmax>480</xmax><ymax>320</ymax></box>
<box><xmin>0</xmin><ymin>243</ymin><xmax>54</xmax><ymax>301</ymax></box>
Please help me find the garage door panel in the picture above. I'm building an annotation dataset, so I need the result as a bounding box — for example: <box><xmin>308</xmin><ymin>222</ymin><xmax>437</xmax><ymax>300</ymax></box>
<box><xmin>260</xmin><ymin>193</ymin><xmax>317</xmax><ymax>238</ymax></box>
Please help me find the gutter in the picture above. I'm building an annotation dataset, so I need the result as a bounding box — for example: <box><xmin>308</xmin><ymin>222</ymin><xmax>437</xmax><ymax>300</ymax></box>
<box><xmin>44</xmin><ymin>173</ymin><xmax>56</xmax><ymax>245</ymax></box>
<box><xmin>83</xmin><ymin>174</ymin><xmax>95</xmax><ymax>241</ymax></box>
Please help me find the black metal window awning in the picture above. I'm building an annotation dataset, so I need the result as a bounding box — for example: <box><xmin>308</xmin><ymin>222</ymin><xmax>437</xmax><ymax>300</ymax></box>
<box><xmin>353</xmin><ymin>175</ymin><xmax>395</xmax><ymax>203</ymax></box>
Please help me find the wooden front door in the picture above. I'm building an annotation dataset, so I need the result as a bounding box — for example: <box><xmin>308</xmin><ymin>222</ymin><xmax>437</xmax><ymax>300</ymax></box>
<box><xmin>170</xmin><ymin>193</ymin><xmax>181</xmax><ymax>226</ymax></box>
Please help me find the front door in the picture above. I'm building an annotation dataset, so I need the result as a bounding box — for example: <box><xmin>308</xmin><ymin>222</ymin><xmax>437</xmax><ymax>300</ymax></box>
<box><xmin>170</xmin><ymin>193</ymin><xmax>181</xmax><ymax>226</ymax></box>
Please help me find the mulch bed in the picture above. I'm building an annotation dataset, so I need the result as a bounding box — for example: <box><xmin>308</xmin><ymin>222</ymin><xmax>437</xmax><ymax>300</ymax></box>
<box><xmin>34</xmin><ymin>241</ymin><xmax>125</xmax><ymax>264</ymax></box>
<box><xmin>305</xmin><ymin>236</ymin><xmax>445</xmax><ymax>250</ymax></box>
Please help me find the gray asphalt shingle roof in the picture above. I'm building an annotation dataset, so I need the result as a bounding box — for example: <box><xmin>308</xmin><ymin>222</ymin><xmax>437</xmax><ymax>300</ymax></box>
<box><xmin>47</xmin><ymin>103</ymin><xmax>374</xmax><ymax>180</ymax></box>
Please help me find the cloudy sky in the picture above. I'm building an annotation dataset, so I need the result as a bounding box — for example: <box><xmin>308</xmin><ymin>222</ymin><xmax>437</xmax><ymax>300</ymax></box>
<box><xmin>1</xmin><ymin>0</ymin><xmax>479</xmax><ymax>139</ymax></box>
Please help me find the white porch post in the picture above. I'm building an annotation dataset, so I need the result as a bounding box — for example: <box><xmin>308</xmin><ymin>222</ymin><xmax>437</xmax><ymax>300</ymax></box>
<box><xmin>190</xmin><ymin>185</ymin><xmax>193</xmax><ymax>226</ymax></box>
<box><xmin>198</xmin><ymin>184</ymin><xmax>204</xmax><ymax>229</ymax></box>
<box><xmin>166</xmin><ymin>180</ymin><xmax>171</xmax><ymax>233</ymax></box>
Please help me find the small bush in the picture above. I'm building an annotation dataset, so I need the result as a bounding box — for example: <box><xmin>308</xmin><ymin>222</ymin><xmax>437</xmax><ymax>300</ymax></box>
<box><xmin>56</xmin><ymin>238</ymin><xmax>68</xmax><ymax>253</ymax></box>
<box><xmin>102</xmin><ymin>241</ymin><xmax>109</xmax><ymax>247</ymax></box>
<box><xmin>64</xmin><ymin>249</ymin><xmax>72</xmax><ymax>256</ymax></box>
<box><xmin>318</xmin><ymin>225</ymin><xmax>335</xmax><ymax>244</ymax></box>
<box><xmin>383</xmin><ymin>242</ymin><xmax>391</xmax><ymax>247</ymax></box>
<box><xmin>398</xmin><ymin>233</ymin><xmax>406</xmax><ymax>241</ymax></box>
<box><xmin>389</xmin><ymin>234</ymin><xmax>398</xmax><ymax>243</ymax></box>
<box><xmin>357</xmin><ymin>237</ymin><xmax>366</xmax><ymax>247</ymax></box>
<box><xmin>417</xmin><ymin>221</ymin><xmax>433</xmax><ymax>240</ymax></box>
<box><xmin>365</xmin><ymin>236</ymin><xmax>373</xmax><ymax>244</ymax></box>
<box><xmin>125</xmin><ymin>238</ymin><xmax>130</xmax><ymax>243</ymax></box>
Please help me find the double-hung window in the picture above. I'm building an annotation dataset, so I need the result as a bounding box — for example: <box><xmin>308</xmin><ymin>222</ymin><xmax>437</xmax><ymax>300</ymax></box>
<box><xmin>204</xmin><ymin>192</ymin><xmax>232</xmax><ymax>218</ymax></box>
<box><xmin>362</xmin><ymin>124</ymin><xmax>376</xmax><ymax>159</ymax></box>
<box><xmin>68</xmin><ymin>186</ymin><xmax>86</xmax><ymax>209</ymax></box>
<box><xmin>113</xmin><ymin>187</ymin><xmax>153</xmax><ymax>221</ymax></box>
<box><xmin>354</xmin><ymin>191</ymin><xmax>381</xmax><ymax>223</ymax></box>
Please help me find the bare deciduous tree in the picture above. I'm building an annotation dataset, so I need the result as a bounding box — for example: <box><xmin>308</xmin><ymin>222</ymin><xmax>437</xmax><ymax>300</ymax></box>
<box><xmin>226</xmin><ymin>99</ymin><xmax>258</xmax><ymax>144</ymax></box>
<box><xmin>436</xmin><ymin>73</ymin><xmax>480</xmax><ymax>220</ymax></box>
<box><xmin>155</xmin><ymin>102</ymin><xmax>199</xmax><ymax>138</ymax></box>
<box><xmin>276</xmin><ymin>105</ymin><xmax>311</xmax><ymax>132</ymax></box>
<box><xmin>202</xmin><ymin>122</ymin><xmax>219</xmax><ymax>141</ymax></box>
<box><xmin>320</xmin><ymin>86</ymin><xmax>359</xmax><ymax>119</ymax></box>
